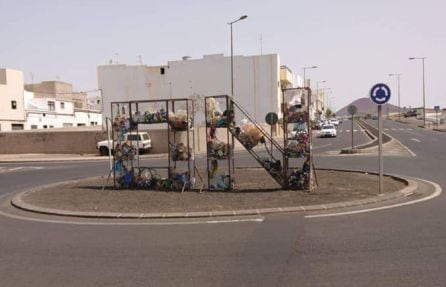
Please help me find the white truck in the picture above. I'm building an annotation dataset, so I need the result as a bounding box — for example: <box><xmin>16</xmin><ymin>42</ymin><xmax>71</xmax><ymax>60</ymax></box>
<box><xmin>97</xmin><ymin>132</ymin><xmax>152</xmax><ymax>156</ymax></box>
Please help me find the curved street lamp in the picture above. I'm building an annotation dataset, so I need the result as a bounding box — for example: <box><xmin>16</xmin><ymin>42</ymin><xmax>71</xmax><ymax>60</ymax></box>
<box><xmin>228</xmin><ymin>15</ymin><xmax>248</xmax><ymax>97</ymax></box>
<box><xmin>408</xmin><ymin>57</ymin><xmax>427</xmax><ymax>126</ymax></box>
<box><xmin>303</xmin><ymin>66</ymin><xmax>318</xmax><ymax>88</ymax></box>
<box><xmin>388</xmin><ymin>73</ymin><xmax>402</xmax><ymax>120</ymax></box>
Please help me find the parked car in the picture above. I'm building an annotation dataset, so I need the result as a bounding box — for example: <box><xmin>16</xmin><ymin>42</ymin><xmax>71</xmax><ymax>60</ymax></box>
<box><xmin>97</xmin><ymin>132</ymin><xmax>152</xmax><ymax>156</ymax></box>
<box><xmin>319</xmin><ymin>124</ymin><xmax>337</xmax><ymax>137</ymax></box>
<box><xmin>289</xmin><ymin>123</ymin><xmax>308</xmax><ymax>138</ymax></box>
<box><xmin>404</xmin><ymin>109</ymin><xmax>418</xmax><ymax>118</ymax></box>
<box><xmin>329</xmin><ymin>118</ymin><xmax>340</xmax><ymax>126</ymax></box>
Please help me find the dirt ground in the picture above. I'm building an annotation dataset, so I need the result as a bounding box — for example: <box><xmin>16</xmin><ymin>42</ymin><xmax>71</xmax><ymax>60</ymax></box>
<box><xmin>21</xmin><ymin>168</ymin><xmax>407</xmax><ymax>213</ymax></box>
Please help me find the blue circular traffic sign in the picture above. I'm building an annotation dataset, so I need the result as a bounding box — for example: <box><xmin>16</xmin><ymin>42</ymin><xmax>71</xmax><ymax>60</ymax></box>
<box><xmin>370</xmin><ymin>83</ymin><xmax>391</xmax><ymax>105</ymax></box>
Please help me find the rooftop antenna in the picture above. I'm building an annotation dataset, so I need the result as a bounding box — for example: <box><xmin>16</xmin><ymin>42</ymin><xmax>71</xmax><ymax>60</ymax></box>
<box><xmin>260</xmin><ymin>34</ymin><xmax>263</xmax><ymax>55</ymax></box>
<box><xmin>137</xmin><ymin>55</ymin><xmax>143</xmax><ymax>65</ymax></box>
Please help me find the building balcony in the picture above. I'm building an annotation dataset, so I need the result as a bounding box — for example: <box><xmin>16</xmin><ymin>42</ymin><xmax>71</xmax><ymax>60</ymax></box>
<box><xmin>280</xmin><ymin>65</ymin><xmax>293</xmax><ymax>86</ymax></box>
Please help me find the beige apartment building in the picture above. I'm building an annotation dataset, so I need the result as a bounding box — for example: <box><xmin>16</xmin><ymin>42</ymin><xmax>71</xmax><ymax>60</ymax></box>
<box><xmin>25</xmin><ymin>81</ymin><xmax>88</xmax><ymax>109</ymax></box>
<box><xmin>0</xmin><ymin>68</ymin><xmax>26</xmax><ymax>131</ymax></box>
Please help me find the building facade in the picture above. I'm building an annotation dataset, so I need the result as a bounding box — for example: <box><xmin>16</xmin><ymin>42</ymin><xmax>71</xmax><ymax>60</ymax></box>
<box><xmin>0</xmin><ymin>69</ymin><xmax>102</xmax><ymax>131</ymax></box>
<box><xmin>0</xmin><ymin>68</ymin><xmax>26</xmax><ymax>131</ymax></box>
<box><xmin>24</xmin><ymin>91</ymin><xmax>102</xmax><ymax>129</ymax></box>
<box><xmin>98</xmin><ymin>53</ymin><xmax>295</xmax><ymax>123</ymax></box>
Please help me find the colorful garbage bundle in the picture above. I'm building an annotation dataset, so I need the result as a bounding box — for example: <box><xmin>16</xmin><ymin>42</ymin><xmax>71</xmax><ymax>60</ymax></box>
<box><xmin>206</xmin><ymin>98</ymin><xmax>234</xmax><ymax>128</ymax></box>
<box><xmin>260</xmin><ymin>158</ymin><xmax>284</xmax><ymax>184</ymax></box>
<box><xmin>114</xmin><ymin>142</ymin><xmax>136</xmax><ymax>161</ymax></box>
<box><xmin>170</xmin><ymin>142</ymin><xmax>192</xmax><ymax>161</ymax></box>
<box><xmin>285</xmin><ymin>103</ymin><xmax>308</xmax><ymax>123</ymax></box>
<box><xmin>288</xmin><ymin>160</ymin><xmax>311</xmax><ymax>190</ymax></box>
<box><xmin>113</xmin><ymin>114</ymin><xmax>132</xmax><ymax>133</ymax></box>
<box><xmin>208</xmin><ymin>159</ymin><xmax>232</xmax><ymax>190</ymax></box>
<box><xmin>132</xmin><ymin>109</ymin><xmax>167</xmax><ymax>124</ymax></box>
<box><xmin>232</xmin><ymin>122</ymin><xmax>265</xmax><ymax>150</ymax></box>
<box><xmin>286</xmin><ymin>133</ymin><xmax>309</xmax><ymax>158</ymax></box>
<box><xmin>132</xmin><ymin>167</ymin><xmax>195</xmax><ymax>191</ymax></box>
<box><xmin>207</xmin><ymin>138</ymin><xmax>231</xmax><ymax>160</ymax></box>
<box><xmin>168</xmin><ymin>110</ymin><xmax>192</xmax><ymax>131</ymax></box>
<box><xmin>114</xmin><ymin>160</ymin><xmax>134</xmax><ymax>188</ymax></box>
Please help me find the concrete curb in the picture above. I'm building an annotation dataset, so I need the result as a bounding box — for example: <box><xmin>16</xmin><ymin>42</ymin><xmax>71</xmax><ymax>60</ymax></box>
<box><xmin>10</xmin><ymin>170</ymin><xmax>422</xmax><ymax>219</ymax></box>
<box><xmin>340</xmin><ymin>120</ymin><xmax>398</xmax><ymax>155</ymax></box>
<box><xmin>0</xmin><ymin>146</ymin><xmax>256</xmax><ymax>163</ymax></box>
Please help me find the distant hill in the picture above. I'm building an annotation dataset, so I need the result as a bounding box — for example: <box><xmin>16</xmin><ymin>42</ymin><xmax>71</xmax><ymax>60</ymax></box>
<box><xmin>336</xmin><ymin>98</ymin><xmax>400</xmax><ymax>117</ymax></box>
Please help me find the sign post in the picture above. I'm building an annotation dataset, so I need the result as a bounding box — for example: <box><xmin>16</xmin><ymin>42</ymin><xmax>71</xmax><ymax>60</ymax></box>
<box><xmin>434</xmin><ymin>106</ymin><xmax>440</xmax><ymax>128</ymax></box>
<box><xmin>265</xmin><ymin>112</ymin><xmax>279</xmax><ymax>157</ymax></box>
<box><xmin>370</xmin><ymin>83</ymin><xmax>391</xmax><ymax>194</ymax></box>
<box><xmin>348</xmin><ymin>105</ymin><xmax>357</xmax><ymax>149</ymax></box>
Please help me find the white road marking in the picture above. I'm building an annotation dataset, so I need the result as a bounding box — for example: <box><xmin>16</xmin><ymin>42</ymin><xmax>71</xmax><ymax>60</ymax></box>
<box><xmin>408</xmin><ymin>128</ymin><xmax>413</xmax><ymax>130</ymax></box>
<box><xmin>0</xmin><ymin>192</ymin><xmax>265</xmax><ymax>226</ymax></box>
<box><xmin>346</xmin><ymin>130</ymin><xmax>350</xmax><ymax>132</ymax></box>
<box><xmin>399</xmin><ymin>128</ymin><xmax>405</xmax><ymax>131</ymax></box>
<box><xmin>392</xmin><ymin>128</ymin><xmax>397</xmax><ymax>131</ymax></box>
<box><xmin>411</xmin><ymin>138</ymin><xmax>421</xmax><ymax>143</ymax></box>
<box><xmin>0</xmin><ymin>208</ymin><xmax>265</xmax><ymax>226</ymax></box>
<box><xmin>0</xmin><ymin>166</ymin><xmax>45</xmax><ymax>173</ymax></box>
<box><xmin>306</xmin><ymin>177</ymin><xmax>442</xmax><ymax>219</ymax></box>
<box><xmin>353</xmin><ymin>129</ymin><xmax>358</xmax><ymax>132</ymax></box>
<box><xmin>312</xmin><ymin>143</ymin><xmax>333</xmax><ymax>150</ymax></box>
<box><xmin>392</xmin><ymin>137</ymin><xmax>417</xmax><ymax>157</ymax></box>
<box><xmin>384</xmin><ymin>128</ymin><xmax>389</xmax><ymax>131</ymax></box>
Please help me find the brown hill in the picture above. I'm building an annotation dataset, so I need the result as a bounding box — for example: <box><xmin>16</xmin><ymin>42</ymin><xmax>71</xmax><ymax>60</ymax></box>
<box><xmin>336</xmin><ymin>98</ymin><xmax>400</xmax><ymax>116</ymax></box>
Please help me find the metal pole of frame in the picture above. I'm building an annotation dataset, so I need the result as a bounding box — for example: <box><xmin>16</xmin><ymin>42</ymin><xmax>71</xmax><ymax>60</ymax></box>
<box><xmin>230</xmin><ymin>24</ymin><xmax>234</xmax><ymax>97</ymax></box>
<box><xmin>378</xmin><ymin>105</ymin><xmax>383</xmax><ymax>194</ymax></box>
<box><xmin>307</xmin><ymin>88</ymin><xmax>313</xmax><ymax>193</ymax></box>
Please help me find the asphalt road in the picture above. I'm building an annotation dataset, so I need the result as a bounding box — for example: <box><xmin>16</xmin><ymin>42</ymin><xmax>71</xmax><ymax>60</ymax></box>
<box><xmin>0</xmin><ymin>120</ymin><xmax>445</xmax><ymax>287</ymax></box>
<box><xmin>313</xmin><ymin>119</ymin><xmax>371</xmax><ymax>153</ymax></box>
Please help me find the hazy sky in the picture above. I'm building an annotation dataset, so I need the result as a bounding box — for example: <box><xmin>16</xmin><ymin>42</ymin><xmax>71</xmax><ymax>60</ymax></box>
<box><xmin>1</xmin><ymin>0</ymin><xmax>445</xmax><ymax>111</ymax></box>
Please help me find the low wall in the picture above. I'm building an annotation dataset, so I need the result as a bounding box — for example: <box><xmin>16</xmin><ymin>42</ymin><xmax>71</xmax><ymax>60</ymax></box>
<box><xmin>0</xmin><ymin>124</ymin><xmax>280</xmax><ymax>155</ymax></box>
<box><xmin>0</xmin><ymin>130</ymin><xmax>106</xmax><ymax>154</ymax></box>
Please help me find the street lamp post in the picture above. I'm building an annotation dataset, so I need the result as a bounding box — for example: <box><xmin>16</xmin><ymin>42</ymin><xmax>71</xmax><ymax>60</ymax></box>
<box><xmin>316</xmin><ymin>80</ymin><xmax>326</xmax><ymax>95</ymax></box>
<box><xmin>229</xmin><ymin>15</ymin><xmax>248</xmax><ymax>98</ymax></box>
<box><xmin>316</xmin><ymin>81</ymin><xmax>326</xmax><ymax>120</ymax></box>
<box><xmin>409</xmin><ymin>57</ymin><xmax>427</xmax><ymax>127</ymax></box>
<box><xmin>303</xmin><ymin>66</ymin><xmax>318</xmax><ymax>88</ymax></box>
<box><xmin>389</xmin><ymin>73</ymin><xmax>402</xmax><ymax>120</ymax></box>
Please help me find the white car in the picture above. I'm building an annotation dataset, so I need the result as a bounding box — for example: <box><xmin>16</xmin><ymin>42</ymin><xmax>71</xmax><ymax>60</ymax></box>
<box><xmin>319</xmin><ymin>124</ymin><xmax>337</xmax><ymax>137</ymax></box>
<box><xmin>329</xmin><ymin>118</ymin><xmax>340</xmax><ymax>126</ymax></box>
<box><xmin>97</xmin><ymin>132</ymin><xmax>152</xmax><ymax>156</ymax></box>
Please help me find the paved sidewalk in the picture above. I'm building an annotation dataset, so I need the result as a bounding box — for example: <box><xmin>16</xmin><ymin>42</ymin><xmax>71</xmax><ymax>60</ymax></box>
<box><xmin>0</xmin><ymin>153</ymin><xmax>168</xmax><ymax>163</ymax></box>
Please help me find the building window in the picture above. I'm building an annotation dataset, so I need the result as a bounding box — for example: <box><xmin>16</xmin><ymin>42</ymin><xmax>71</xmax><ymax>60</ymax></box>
<box><xmin>43</xmin><ymin>125</ymin><xmax>48</xmax><ymax>128</ymax></box>
<box><xmin>11</xmin><ymin>101</ymin><xmax>17</xmax><ymax>110</ymax></box>
<box><xmin>60</xmin><ymin>102</ymin><xmax>65</xmax><ymax>109</ymax></box>
<box><xmin>77</xmin><ymin>123</ymin><xmax>86</xmax><ymax>127</ymax></box>
<box><xmin>63</xmin><ymin>123</ymin><xmax>73</xmax><ymax>127</ymax></box>
<box><xmin>11</xmin><ymin>124</ymin><xmax>24</xmax><ymax>130</ymax></box>
<box><xmin>160</xmin><ymin>67</ymin><xmax>165</xmax><ymax>75</ymax></box>
<box><xmin>31</xmin><ymin>125</ymin><xmax>38</xmax><ymax>129</ymax></box>
<box><xmin>48</xmin><ymin>101</ymin><xmax>55</xmax><ymax>111</ymax></box>
<box><xmin>97</xmin><ymin>99</ymin><xmax>100</xmax><ymax>104</ymax></box>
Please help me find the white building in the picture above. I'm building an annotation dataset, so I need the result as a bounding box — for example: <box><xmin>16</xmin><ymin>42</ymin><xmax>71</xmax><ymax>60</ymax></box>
<box><xmin>0</xmin><ymin>68</ymin><xmax>26</xmax><ymax>131</ymax></box>
<box><xmin>0</xmin><ymin>68</ymin><xmax>102</xmax><ymax>131</ymax></box>
<box><xmin>98</xmin><ymin>53</ymin><xmax>300</xmax><ymax>123</ymax></box>
<box><xmin>24</xmin><ymin>91</ymin><xmax>102</xmax><ymax>129</ymax></box>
